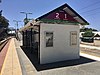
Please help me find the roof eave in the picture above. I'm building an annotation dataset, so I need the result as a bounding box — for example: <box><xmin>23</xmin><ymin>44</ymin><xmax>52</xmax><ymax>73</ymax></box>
<box><xmin>36</xmin><ymin>3</ymin><xmax>89</xmax><ymax>25</ymax></box>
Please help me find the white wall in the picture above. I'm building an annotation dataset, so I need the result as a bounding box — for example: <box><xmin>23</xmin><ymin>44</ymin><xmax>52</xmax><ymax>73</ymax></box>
<box><xmin>40</xmin><ymin>23</ymin><xmax>80</xmax><ymax>64</ymax></box>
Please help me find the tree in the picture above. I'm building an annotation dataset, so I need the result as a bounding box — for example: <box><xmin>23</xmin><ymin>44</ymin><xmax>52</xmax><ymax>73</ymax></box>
<box><xmin>0</xmin><ymin>16</ymin><xmax>9</xmax><ymax>28</ymax></box>
<box><xmin>80</xmin><ymin>27</ymin><xmax>98</xmax><ymax>32</ymax></box>
<box><xmin>0</xmin><ymin>0</ymin><xmax>1</xmax><ymax>3</ymax></box>
<box><xmin>82</xmin><ymin>30</ymin><xmax>94</xmax><ymax>37</ymax></box>
<box><xmin>0</xmin><ymin>10</ymin><xmax>9</xmax><ymax>40</ymax></box>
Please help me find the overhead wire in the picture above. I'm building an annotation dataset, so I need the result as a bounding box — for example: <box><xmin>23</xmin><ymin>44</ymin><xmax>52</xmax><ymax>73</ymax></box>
<box><xmin>78</xmin><ymin>0</ymin><xmax>100</xmax><ymax>11</ymax></box>
<box><xmin>76</xmin><ymin>1</ymin><xmax>100</xmax><ymax>17</ymax></box>
<box><xmin>83</xmin><ymin>11</ymin><xmax>100</xmax><ymax>17</ymax></box>
<box><xmin>77</xmin><ymin>1</ymin><xmax>100</xmax><ymax>30</ymax></box>
<box><xmin>80</xmin><ymin>7</ymin><xmax>100</xmax><ymax>14</ymax></box>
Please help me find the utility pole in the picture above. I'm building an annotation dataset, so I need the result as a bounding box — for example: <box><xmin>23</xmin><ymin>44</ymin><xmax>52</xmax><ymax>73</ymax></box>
<box><xmin>20</xmin><ymin>12</ymin><xmax>32</xmax><ymax>25</ymax></box>
<box><xmin>13</xmin><ymin>20</ymin><xmax>21</xmax><ymax>40</ymax></box>
<box><xmin>0</xmin><ymin>10</ymin><xmax>2</xmax><ymax>16</ymax></box>
<box><xmin>13</xmin><ymin>20</ymin><xmax>21</xmax><ymax>30</ymax></box>
<box><xmin>0</xmin><ymin>0</ymin><xmax>2</xmax><ymax>16</ymax></box>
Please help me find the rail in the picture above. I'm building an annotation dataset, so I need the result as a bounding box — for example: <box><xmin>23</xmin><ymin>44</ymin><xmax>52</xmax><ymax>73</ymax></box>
<box><xmin>0</xmin><ymin>37</ymin><xmax>11</xmax><ymax>52</ymax></box>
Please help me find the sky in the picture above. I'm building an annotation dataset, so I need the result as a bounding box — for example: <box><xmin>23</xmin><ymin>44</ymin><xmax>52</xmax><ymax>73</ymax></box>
<box><xmin>0</xmin><ymin>0</ymin><xmax>100</xmax><ymax>31</ymax></box>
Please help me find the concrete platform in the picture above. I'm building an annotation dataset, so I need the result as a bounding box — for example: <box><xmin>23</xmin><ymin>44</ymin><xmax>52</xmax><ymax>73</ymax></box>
<box><xmin>14</xmin><ymin>39</ymin><xmax>37</xmax><ymax>75</ymax></box>
<box><xmin>37</xmin><ymin>61</ymin><xmax>100</xmax><ymax>75</ymax></box>
<box><xmin>0</xmin><ymin>38</ymin><xmax>22</xmax><ymax>75</ymax></box>
<box><xmin>1</xmin><ymin>38</ymin><xmax>100</xmax><ymax>75</ymax></box>
<box><xmin>20</xmin><ymin>42</ymin><xmax>100</xmax><ymax>75</ymax></box>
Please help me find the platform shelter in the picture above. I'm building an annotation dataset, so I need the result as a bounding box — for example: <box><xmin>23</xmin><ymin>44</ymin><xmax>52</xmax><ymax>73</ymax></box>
<box><xmin>20</xmin><ymin>3</ymin><xmax>89</xmax><ymax>64</ymax></box>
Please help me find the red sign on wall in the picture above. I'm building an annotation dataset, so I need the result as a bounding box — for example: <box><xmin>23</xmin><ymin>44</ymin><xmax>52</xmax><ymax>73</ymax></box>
<box><xmin>43</xmin><ymin>10</ymin><xmax>77</xmax><ymax>22</ymax></box>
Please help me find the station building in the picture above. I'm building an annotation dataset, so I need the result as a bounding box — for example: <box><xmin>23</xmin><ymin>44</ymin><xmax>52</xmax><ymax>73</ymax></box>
<box><xmin>20</xmin><ymin>3</ymin><xmax>89</xmax><ymax>64</ymax></box>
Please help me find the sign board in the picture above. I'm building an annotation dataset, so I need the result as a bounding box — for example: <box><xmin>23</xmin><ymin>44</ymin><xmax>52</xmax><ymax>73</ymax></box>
<box><xmin>43</xmin><ymin>10</ymin><xmax>77</xmax><ymax>22</ymax></box>
<box><xmin>70</xmin><ymin>31</ymin><xmax>77</xmax><ymax>46</ymax></box>
<box><xmin>37</xmin><ymin>4</ymin><xmax>89</xmax><ymax>25</ymax></box>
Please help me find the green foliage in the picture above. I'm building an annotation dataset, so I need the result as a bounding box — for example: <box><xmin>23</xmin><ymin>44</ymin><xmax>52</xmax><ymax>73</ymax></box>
<box><xmin>82</xmin><ymin>30</ymin><xmax>94</xmax><ymax>37</ymax></box>
<box><xmin>80</xmin><ymin>28</ymin><xmax>98</xmax><ymax>32</ymax></box>
<box><xmin>0</xmin><ymin>16</ymin><xmax>9</xmax><ymax>28</ymax></box>
<box><xmin>41</xmin><ymin>19</ymin><xmax>79</xmax><ymax>25</ymax></box>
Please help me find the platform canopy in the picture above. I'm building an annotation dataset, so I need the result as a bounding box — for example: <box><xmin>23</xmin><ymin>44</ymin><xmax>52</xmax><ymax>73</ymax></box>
<box><xmin>36</xmin><ymin>3</ymin><xmax>89</xmax><ymax>25</ymax></box>
<box><xmin>19</xmin><ymin>20</ymin><xmax>40</xmax><ymax>31</ymax></box>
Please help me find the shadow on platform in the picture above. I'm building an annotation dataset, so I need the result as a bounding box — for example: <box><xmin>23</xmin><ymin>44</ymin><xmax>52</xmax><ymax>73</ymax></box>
<box><xmin>21</xmin><ymin>46</ymin><xmax>96</xmax><ymax>71</ymax></box>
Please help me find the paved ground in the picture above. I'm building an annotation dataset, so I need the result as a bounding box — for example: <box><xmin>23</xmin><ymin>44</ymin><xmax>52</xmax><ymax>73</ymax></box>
<box><xmin>1</xmin><ymin>39</ymin><xmax>100</xmax><ymax>75</ymax></box>
<box><xmin>20</xmin><ymin>42</ymin><xmax>100</xmax><ymax>75</ymax></box>
<box><xmin>0</xmin><ymin>38</ymin><xmax>22</xmax><ymax>75</ymax></box>
<box><xmin>0</xmin><ymin>40</ymin><xmax>10</xmax><ymax>72</ymax></box>
<box><xmin>15</xmin><ymin>39</ymin><xmax>37</xmax><ymax>75</ymax></box>
<box><xmin>37</xmin><ymin>61</ymin><xmax>100</xmax><ymax>75</ymax></box>
<box><xmin>21</xmin><ymin>46</ymin><xmax>95</xmax><ymax>71</ymax></box>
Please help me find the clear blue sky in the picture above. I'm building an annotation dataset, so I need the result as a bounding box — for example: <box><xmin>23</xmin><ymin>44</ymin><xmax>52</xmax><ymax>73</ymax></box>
<box><xmin>0</xmin><ymin>0</ymin><xmax>100</xmax><ymax>31</ymax></box>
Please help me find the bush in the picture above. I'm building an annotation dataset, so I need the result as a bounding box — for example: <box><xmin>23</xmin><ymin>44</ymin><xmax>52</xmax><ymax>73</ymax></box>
<box><xmin>82</xmin><ymin>30</ymin><xmax>94</xmax><ymax>37</ymax></box>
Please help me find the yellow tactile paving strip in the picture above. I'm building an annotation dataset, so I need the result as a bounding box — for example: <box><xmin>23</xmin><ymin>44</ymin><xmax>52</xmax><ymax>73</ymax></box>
<box><xmin>0</xmin><ymin>38</ymin><xmax>22</xmax><ymax>75</ymax></box>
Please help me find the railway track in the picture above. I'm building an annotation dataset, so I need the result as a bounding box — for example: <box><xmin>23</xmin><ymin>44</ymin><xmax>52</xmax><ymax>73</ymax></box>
<box><xmin>81</xmin><ymin>47</ymin><xmax>100</xmax><ymax>57</ymax></box>
<box><xmin>0</xmin><ymin>37</ymin><xmax>11</xmax><ymax>52</ymax></box>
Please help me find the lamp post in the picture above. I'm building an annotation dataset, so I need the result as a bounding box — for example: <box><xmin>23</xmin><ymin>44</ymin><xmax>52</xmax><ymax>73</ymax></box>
<box><xmin>20</xmin><ymin>12</ymin><xmax>32</xmax><ymax>25</ymax></box>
